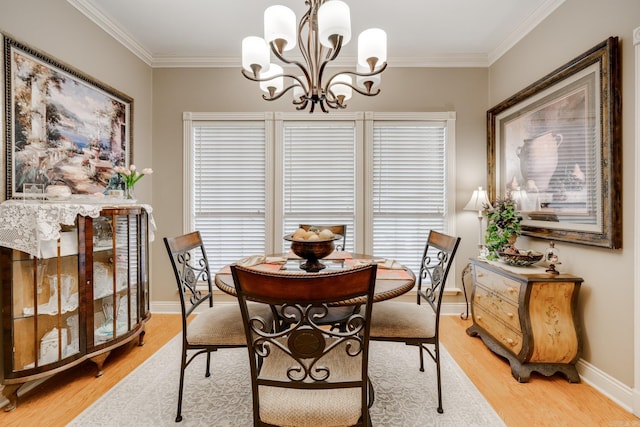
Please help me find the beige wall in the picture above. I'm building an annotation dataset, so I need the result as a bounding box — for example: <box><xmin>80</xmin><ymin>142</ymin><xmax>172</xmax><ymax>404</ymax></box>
<box><xmin>0</xmin><ymin>0</ymin><xmax>153</xmax><ymax>188</ymax></box>
<box><xmin>2</xmin><ymin>0</ymin><xmax>637</xmax><ymax>392</ymax></box>
<box><xmin>151</xmin><ymin>67</ymin><xmax>489</xmax><ymax>303</ymax></box>
<box><xmin>489</xmin><ymin>0</ymin><xmax>639</xmax><ymax>386</ymax></box>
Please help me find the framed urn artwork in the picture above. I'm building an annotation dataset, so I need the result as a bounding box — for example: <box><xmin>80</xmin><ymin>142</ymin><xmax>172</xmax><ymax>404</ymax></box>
<box><xmin>2</xmin><ymin>34</ymin><xmax>133</xmax><ymax>199</ymax></box>
<box><xmin>487</xmin><ymin>37</ymin><xmax>621</xmax><ymax>248</ymax></box>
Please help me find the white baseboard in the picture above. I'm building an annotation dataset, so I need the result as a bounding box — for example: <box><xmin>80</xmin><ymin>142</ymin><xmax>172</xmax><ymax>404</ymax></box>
<box><xmin>437</xmin><ymin>302</ymin><xmax>636</xmax><ymax>415</ymax></box>
<box><xmin>150</xmin><ymin>299</ymin><xmax>636</xmax><ymax>416</ymax></box>
<box><xmin>576</xmin><ymin>358</ymin><xmax>635</xmax><ymax>413</ymax></box>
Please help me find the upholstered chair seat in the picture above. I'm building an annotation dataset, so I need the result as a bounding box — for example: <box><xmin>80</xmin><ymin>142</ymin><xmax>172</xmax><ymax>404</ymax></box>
<box><xmin>187</xmin><ymin>302</ymin><xmax>273</xmax><ymax>346</ymax></box>
<box><xmin>370</xmin><ymin>301</ymin><xmax>436</xmax><ymax>338</ymax></box>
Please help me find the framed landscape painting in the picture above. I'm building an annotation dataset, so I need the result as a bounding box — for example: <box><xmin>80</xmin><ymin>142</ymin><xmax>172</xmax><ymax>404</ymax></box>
<box><xmin>3</xmin><ymin>35</ymin><xmax>133</xmax><ymax>199</ymax></box>
<box><xmin>487</xmin><ymin>37</ymin><xmax>621</xmax><ymax>248</ymax></box>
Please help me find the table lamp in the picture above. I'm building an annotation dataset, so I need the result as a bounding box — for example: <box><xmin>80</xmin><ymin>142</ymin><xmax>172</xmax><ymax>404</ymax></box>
<box><xmin>464</xmin><ymin>186</ymin><xmax>491</xmax><ymax>257</ymax></box>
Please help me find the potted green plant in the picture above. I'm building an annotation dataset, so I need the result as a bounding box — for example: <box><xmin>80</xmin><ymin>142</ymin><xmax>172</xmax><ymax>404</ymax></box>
<box><xmin>484</xmin><ymin>196</ymin><xmax>522</xmax><ymax>260</ymax></box>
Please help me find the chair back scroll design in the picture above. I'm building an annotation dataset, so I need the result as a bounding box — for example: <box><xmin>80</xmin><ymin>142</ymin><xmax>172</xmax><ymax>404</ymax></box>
<box><xmin>231</xmin><ymin>263</ymin><xmax>377</xmax><ymax>427</ymax></box>
<box><xmin>417</xmin><ymin>230</ymin><xmax>461</xmax><ymax>315</ymax></box>
<box><xmin>165</xmin><ymin>231</ymin><xmax>213</xmax><ymax>320</ymax></box>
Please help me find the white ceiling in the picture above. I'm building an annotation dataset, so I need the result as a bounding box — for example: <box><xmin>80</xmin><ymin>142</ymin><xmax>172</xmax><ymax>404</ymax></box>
<box><xmin>67</xmin><ymin>0</ymin><xmax>565</xmax><ymax>68</ymax></box>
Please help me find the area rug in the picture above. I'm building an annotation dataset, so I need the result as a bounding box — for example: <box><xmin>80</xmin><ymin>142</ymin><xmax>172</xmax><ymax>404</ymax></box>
<box><xmin>69</xmin><ymin>334</ymin><xmax>505</xmax><ymax>426</ymax></box>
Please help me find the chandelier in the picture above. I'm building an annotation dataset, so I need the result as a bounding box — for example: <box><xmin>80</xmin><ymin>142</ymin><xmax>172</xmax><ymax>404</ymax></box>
<box><xmin>241</xmin><ymin>0</ymin><xmax>388</xmax><ymax>113</ymax></box>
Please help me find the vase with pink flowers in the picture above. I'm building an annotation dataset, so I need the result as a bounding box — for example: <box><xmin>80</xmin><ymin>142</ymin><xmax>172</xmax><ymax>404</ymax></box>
<box><xmin>113</xmin><ymin>165</ymin><xmax>153</xmax><ymax>200</ymax></box>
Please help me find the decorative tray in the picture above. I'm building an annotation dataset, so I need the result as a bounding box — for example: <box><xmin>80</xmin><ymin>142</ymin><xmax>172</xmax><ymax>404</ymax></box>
<box><xmin>497</xmin><ymin>250</ymin><xmax>544</xmax><ymax>267</ymax></box>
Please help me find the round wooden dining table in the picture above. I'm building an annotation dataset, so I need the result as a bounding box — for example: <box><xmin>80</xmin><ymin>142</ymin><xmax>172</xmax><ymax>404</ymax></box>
<box><xmin>214</xmin><ymin>253</ymin><xmax>416</xmax><ymax>306</ymax></box>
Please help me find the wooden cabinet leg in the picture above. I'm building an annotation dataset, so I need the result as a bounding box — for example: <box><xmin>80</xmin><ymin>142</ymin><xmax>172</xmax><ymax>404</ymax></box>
<box><xmin>90</xmin><ymin>351</ymin><xmax>111</xmax><ymax>377</ymax></box>
<box><xmin>1</xmin><ymin>384</ymin><xmax>22</xmax><ymax>412</ymax></box>
<box><xmin>138</xmin><ymin>328</ymin><xmax>146</xmax><ymax>346</ymax></box>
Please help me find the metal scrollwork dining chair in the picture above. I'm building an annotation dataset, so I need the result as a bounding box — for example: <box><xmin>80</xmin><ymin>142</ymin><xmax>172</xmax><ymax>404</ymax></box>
<box><xmin>369</xmin><ymin>230</ymin><xmax>461</xmax><ymax>414</ymax></box>
<box><xmin>231</xmin><ymin>263</ymin><xmax>377</xmax><ymax>427</ymax></box>
<box><xmin>164</xmin><ymin>231</ymin><xmax>274</xmax><ymax>423</ymax></box>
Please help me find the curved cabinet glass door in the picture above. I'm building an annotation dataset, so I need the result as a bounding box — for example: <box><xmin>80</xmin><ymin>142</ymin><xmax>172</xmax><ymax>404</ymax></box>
<box><xmin>6</xmin><ymin>222</ymin><xmax>81</xmax><ymax>372</ymax></box>
<box><xmin>0</xmin><ymin>203</ymin><xmax>151</xmax><ymax>411</ymax></box>
<box><xmin>90</xmin><ymin>208</ymin><xmax>148</xmax><ymax>348</ymax></box>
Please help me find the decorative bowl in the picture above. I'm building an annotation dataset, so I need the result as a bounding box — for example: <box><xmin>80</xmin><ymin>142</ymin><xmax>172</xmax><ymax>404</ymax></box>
<box><xmin>497</xmin><ymin>250</ymin><xmax>544</xmax><ymax>267</ymax></box>
<box><xmin>284</xmin><ymin>234</ymin><xmax>343</xmax><ymax>272</ymax></box>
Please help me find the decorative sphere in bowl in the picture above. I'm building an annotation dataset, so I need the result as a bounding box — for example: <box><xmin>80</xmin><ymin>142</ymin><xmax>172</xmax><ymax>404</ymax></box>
<box><xmin>284</xmin><ymin>234</ymin><xmax>342</xmax><ymax>272</ymax></box>
<box><xmin>497</xmin><ymin>250</ymin><xmax>543</xmax><ymax>267</ymax></box>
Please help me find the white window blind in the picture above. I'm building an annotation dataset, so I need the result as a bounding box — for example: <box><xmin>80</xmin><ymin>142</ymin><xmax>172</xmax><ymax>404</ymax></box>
<box><xmin>185</xmin><ymin>112</ymin><xmax>455</xmax><ymax>280</ymax></box>
<box><xmin>192</xmin><ymin>123</ymin><xmax>266</xmax><ymax>270</ymax></box>
<box><xmin>372</xmin><ymin>123</ymin><xmax>448</xmax><ymax>273</ymax></box>
<box><xmin>282</xmin><ymin>123</ymin><xmax>356</xmax><ymax>252</ymax></box>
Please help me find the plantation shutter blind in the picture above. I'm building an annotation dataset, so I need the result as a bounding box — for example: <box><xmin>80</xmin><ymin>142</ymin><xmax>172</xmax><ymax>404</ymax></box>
<box><xmin>282</xmin><ymin>123</ymin><xmax>356</xmax><ymax>252</ymax></box>
<box><xmin>372</xmin><ymin>123</ymin><xmax>447</xmax><ymax>273</ymax></box>
<box><xmin>193</xmin><ymin>123</ymin><xmax>266</xmax><ymax>271</ymax></box>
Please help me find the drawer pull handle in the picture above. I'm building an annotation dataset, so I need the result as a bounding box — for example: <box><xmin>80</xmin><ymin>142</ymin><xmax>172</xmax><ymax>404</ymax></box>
<box><xmin>507</xmin><ymin>312</ymin><xmax>514</xmax><ymax>318</ymax></box>
<box><xmin>507</xmin><ymin>287</ymin><xmax>517</xmax><ymax>293</ymax></box>
<box><xmin>506</xmin><ymin>338</ymin><xmax>515</xmax><ymax>346</ymax></box>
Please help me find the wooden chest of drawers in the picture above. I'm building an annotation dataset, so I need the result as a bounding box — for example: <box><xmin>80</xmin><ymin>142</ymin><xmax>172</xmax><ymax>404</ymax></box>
<box><xmin>466</xmin><ymin>259</ymin><xmax>583</xmax><ymax>383</ymax></box>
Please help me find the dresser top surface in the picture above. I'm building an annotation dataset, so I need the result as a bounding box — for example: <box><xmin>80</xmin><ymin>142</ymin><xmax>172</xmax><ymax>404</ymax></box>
<box><xmin>470</xmin><ymin>258</ymin><xmax>583</xmax><ymax>282</ymax></box>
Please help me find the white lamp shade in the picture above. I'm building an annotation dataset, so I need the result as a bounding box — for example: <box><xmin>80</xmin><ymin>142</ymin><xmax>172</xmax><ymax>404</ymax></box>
<box><xmin>242</xmin><ymin>36</ymin><xmax>270</xmax><ymax>74</ymax></box>
<box><xmin>464</xmin><ymin>186</ymin><xmax>491</xmax><ymax>212</ymax></box>
<box><xmin>318</xmin><ymin>0</ymin><xmax>351</xmax><ymax>48</ymax></box>
<box><xmin>358</xmin><ymin>28</ymin><xmax>387</xmax><ymax>70</ymax></box>
<box><xmin>259</xmin><ymin>64</ymin><xmax>284</xmax><ymax>93</ymax></box>
<box><xmin>356</xmin><ymin>63</ymin><xmax>381</xmax><ymax>91</ymax></box>
<box><xmin>264</xmin><ymin>5</ymin><xmax>297</xmax><ymax>51</ymax></box>
<box><xmin>330</xmin><ymin>74</ymin><xmax>352</xmax><ymax>100</ymax></box>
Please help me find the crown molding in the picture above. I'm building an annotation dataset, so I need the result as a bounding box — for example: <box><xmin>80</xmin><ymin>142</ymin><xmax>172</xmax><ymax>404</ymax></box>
<box><xmin>69</xmin><ymin>0</ymin><xmax>560</xmax><ymax>70</ymax></box>
<box><xmin>488</xmin><ymin>0</ymin><xmax>565</xmax><ymax>64</ymax></box>
<box><xmin>67</xmin><ymin>0</ymin><xmax>153</xmax><ymax>66</ymax></box>
<box><xmin>151</xmin><ymin>54</ymin><xmax>490</xmax><ymax>69</ymax></box>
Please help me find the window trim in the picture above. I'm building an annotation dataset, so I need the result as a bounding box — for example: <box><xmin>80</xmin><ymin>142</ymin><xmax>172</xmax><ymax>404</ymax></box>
<box><xmin>363</xmin><ymin>112</ymin><xmax>457</xmax><ymax>254</ymax></box>
<box><xmin>182</xmin><ymin>111</ymin><xmax>274</xmax><ymax>240</ymax></box>
<box><xmin>183</xmin><ymin>111</ymin><xmax>457</xmax><ymax>283</ymax></box>
<box><xmin>273</xmin><ymin>112</ymin><xmax>364</xmax><ymax>253</ymax></box>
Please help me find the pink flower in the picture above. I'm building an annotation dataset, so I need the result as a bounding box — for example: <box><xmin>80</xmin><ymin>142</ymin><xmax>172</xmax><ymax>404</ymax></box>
<box><xmin>114</xmin><ymin>164</ymin><xmax>152</xmax><ymax>189</ymax></box>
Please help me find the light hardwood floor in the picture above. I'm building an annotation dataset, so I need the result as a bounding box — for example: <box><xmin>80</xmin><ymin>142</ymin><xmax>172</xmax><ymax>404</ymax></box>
<box><xmin>440</xmin><ymin>315</ymin><xmax>639</xmax><ymax>427</ymax></box>
<box><xmin>1</xmin><ymin>313</ymin><xmax>638</xmax><ymax>426</ymax></box>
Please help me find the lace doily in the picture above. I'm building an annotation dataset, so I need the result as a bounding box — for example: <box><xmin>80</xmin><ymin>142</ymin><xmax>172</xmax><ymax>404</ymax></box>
<box><xmin>0</xmin><ymin>200</ymin><xmax>156</xmax><ymax>258</ymax></box>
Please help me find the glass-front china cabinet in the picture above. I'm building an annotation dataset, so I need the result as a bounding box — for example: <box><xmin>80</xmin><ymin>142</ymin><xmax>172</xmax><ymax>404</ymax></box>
<box><xmin>0</xmin><ymin>200</ymin><xmax>152</xmax><ymax>411</ymax></box>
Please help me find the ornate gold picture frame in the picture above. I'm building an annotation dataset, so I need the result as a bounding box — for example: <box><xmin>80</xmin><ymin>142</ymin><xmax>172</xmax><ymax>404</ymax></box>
<box><xmin>487</xmin><ymin>37</ymin><xmax>621</xmax><ymax>248</ymax></box>
<box><xmin>3</xmin><ymin>35</ymin><xmax>133</xmax><ymax>199</ymax></box>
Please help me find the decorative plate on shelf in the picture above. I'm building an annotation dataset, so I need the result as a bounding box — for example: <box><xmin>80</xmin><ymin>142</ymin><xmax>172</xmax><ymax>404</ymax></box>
<box><xmin>497</xmin><ymin>250</ymin><xmax>544</xmax><ymax>267</ymax></box>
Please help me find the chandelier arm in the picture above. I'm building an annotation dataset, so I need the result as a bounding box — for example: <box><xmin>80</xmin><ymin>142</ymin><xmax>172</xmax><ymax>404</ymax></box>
<box><xmin>296</xmin><ymin>4</ymin><xmax>314</xmax><ymax>79</ymax></box>
<box><xmin>317</xmin><ymin>37</ymin><xmax>343</xmax><ymax>88</ymax></box>
<box><xmin>241</xmin><ymin>68</ymin><xmax>301</xmax><ymax>87</ymax></box>
<box><xmin>351</xmin><ymin>85</ymin><xmax>382</xmax><ymax>97</ymax></box>
<box><xmin>294</xmin><ymin>98</ymin><xmax>309</xmax><ymax>109</ymax></box>
<box><xmin>269</xmin><ymin>41</ymin><xmax>312</xmax><ymax>87</ymax></box>
<box><xmin>323</xmin><ymin>96</ymin><xmax>344</xmax><ymax>110</ymax></box>
<box><xmin>262</xmin><ymin>84</ymin><xmax>299</xmax><ymax>101</ymax></box>
<box><xmin>325</xmin><ymin>62</ymin><xmax>387</xmax><ymax>84</ymax></box>
<box><xmin>349</xmin><ymin>61</ymin><xmax>388</xmax><ymax>77</ymax></box>
<box><xmin>325</xmin><ymin>80</ymin><xmax>381</xmax><ymax>98</ymax></box>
